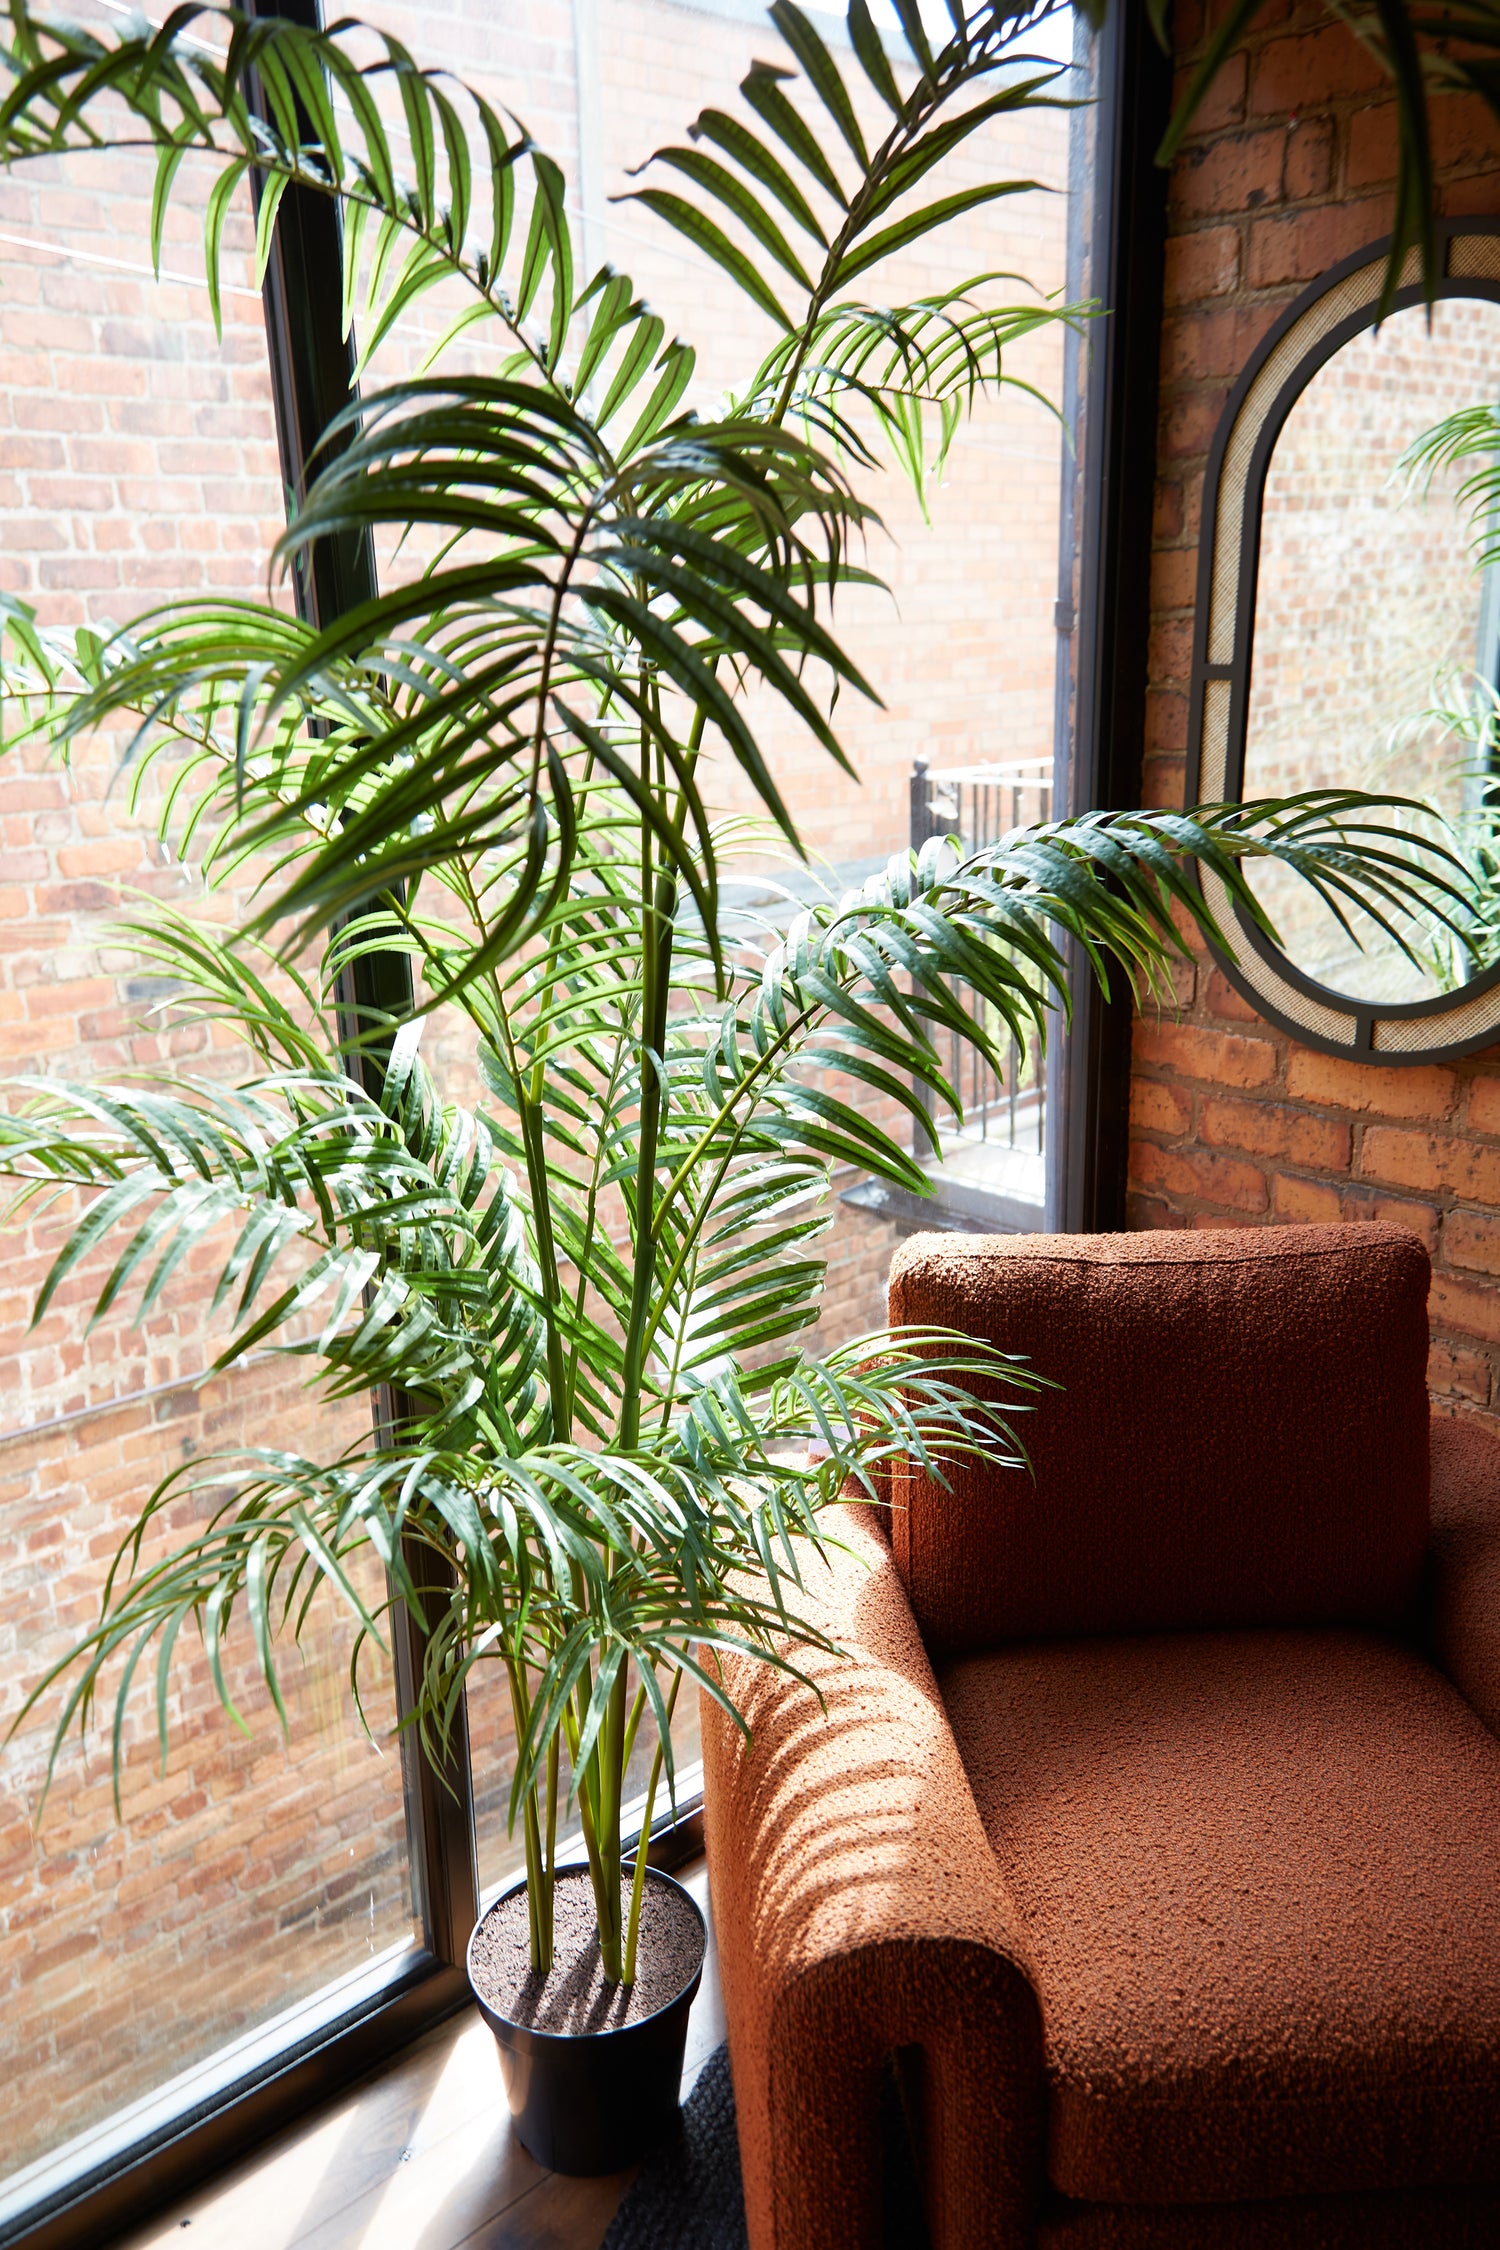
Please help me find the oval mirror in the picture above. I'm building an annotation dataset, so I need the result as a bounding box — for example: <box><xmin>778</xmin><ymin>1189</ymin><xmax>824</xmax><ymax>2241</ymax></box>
<box><xmin>1188</xmin><ymin>222</ymin><xmax>1500</xmax><ymax>1063</ymax></box>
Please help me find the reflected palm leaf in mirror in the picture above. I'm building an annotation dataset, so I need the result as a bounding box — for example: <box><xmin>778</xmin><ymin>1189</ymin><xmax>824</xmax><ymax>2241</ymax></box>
<box><xmin>1243</xmin><ymin>296</ymin><xmax>1500</xmax><ymax>1007</ymax></box>
<box><xmin>1187</xmin><ymin>224</ymin><xmax>1500</xmax><ymax>1065</ymax></box>
<box><xmin>1399</xmin><ymin>393</ymin><xmax>1500</xmax><ymax>983</ymax></box>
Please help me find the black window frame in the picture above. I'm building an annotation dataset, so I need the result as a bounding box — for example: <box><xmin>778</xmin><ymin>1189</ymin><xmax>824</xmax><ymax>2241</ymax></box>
<box><xmin>1050</xmin><ymin>0</ymin><xmax>1172</xmax><ymax>1233</ymax></box>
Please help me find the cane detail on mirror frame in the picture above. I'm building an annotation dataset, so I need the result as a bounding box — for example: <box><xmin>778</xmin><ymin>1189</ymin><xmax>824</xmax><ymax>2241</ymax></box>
<box><xmin>1188</xmin><ymin>222</ymin><xmax>1500</xmax><ymax>1062</ymax></box>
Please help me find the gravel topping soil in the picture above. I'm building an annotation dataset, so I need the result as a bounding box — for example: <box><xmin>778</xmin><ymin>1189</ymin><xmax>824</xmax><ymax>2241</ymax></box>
<box><xmin>470</xmin><ymin>1866</ymin><xmax>704</xmax><ymax>2034</ymax></box>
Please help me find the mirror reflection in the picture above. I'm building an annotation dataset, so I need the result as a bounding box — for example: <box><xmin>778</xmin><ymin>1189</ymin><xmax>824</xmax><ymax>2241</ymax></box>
<box><xmin>1243</xmin><ymin>296</ymin><xmax>1500</xmax><ymax>1004</ymax></box>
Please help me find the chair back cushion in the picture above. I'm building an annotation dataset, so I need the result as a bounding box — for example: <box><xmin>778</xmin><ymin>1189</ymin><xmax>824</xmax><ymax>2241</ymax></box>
<box><xmin>887</xmin><ymin>1222</ymin><xmax>1430</xmax><ymax>1652</ymax></box>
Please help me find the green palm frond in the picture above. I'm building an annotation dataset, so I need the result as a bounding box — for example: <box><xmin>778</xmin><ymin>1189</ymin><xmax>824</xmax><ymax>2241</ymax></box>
<box><xmin>1400</xmin><ymin>402</ymin><xmax>1500</xmax><ymax>568</ymax></box>
<box><xmin>621</xmin><ymin>0</ymin><xmax>1071</xmax><ymax>330</ymax></box>
<box><xmin>2</xmin><ymin>0</ymin><xmax>1485</xmax><ymax>1989</ymax></box>
<box><xmin>753</xmin><ymin>283</ymin><xmax>1080</xmax><ymax>510</ymax></box>
<box><xmin>0</xmin><ymin>1</ymin><xmax>585</xmax><ymax>379</ymax></box>
<box><xmin>623</xmin><ymin>0</ymin><xmax>1085</xmax><ymax>505</ymax></box>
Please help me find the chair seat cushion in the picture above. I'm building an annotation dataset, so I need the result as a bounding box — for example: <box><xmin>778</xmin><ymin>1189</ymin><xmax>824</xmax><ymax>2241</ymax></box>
<box><xmin>1036</xmin><ymin>2183</ymin><xmax>1500</xmax><ymax>2248</ymax></box>
<box><xmin>941</xmin><ymin>1629</ymin><xmax>1500</xmax><ymax>2205</ymax></box>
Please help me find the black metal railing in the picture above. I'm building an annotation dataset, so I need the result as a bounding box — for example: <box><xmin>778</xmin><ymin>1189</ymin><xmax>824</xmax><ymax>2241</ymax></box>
<box><xmin>910</xmin><ymin>757</ymin><xmax>1052</xmax><ymax>1183</ymax></box>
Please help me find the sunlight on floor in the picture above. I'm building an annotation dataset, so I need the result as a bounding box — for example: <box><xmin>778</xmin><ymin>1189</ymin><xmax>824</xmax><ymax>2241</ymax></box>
<box><xmin>119</xmin><ymin>1864</ymin><xmax>719</xmax><ymax>2250</ymax></box>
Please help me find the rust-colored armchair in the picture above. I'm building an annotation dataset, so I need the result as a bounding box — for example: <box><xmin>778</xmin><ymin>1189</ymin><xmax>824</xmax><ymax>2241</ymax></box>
<box><xmin>702</xmin><ymin>1223</ymin><xmax>1500</xmax><ymax>2248</ymax></box>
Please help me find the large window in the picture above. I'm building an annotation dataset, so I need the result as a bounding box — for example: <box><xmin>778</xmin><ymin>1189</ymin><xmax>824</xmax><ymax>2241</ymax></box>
<box><xmin>0</xmin><ymin>1</ymin><xmax>1136</xmax><ymax>2240</ymax></box>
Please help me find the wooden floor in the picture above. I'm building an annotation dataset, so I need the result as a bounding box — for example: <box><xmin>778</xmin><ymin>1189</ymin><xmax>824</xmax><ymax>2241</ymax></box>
<box><xmin>117</xmin><ymin>1861</ymin><xmax>724</xmax><ymax>2250</ymax></box>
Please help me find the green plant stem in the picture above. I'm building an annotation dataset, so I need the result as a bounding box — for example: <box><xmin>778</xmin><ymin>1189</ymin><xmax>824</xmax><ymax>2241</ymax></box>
<box><xmin>508</xmin><ymin>1657</ymin><xmax>551</xmax><ymax>1972</ymax></box>
<box><xmin>545</xmin><ymin>1730</ymin><xmax>559</xmax><ymax>1896</ymax></box>
<box><xmin>561</xmin><ymin>1023</ymin><xmax>633</xmax><ymax>1429</ymax></box>
<box><xmin>526</xmin><ymin>500</ymin><xmax>599</xmax><ymax>796</ymax></box>
<box><xmin>618</xmin><ymin>717</ymin><xmax>677</xmax><ymax>1451</ymax></box>
<box><xmin>622</xmin><ymin>1666</ymin><xmax>681</xmax><ymax>1987</ymax></box>
<box><xmin>565</xmin><ymin>1671</ymin><xmax>610</xmax><ymax>1925</ymax></box>
<box><xmin>594</xmin><ymin>1666</ymin><xmax>627</xmax><ymax>1985</ymax></box>
<box><xmin>620</xmin><ymin>1678</ymin><xmax>649</xmax><ymax>1774</ymax></box>
<box><xmin>455</xmin><ymin>863</ymin><xmax>574</xmax><ymax>1440</ymax></box>
<box><xmin>522</xmin><ymin>1781</ymin><xmax>547</xmax><ymax>1968</ymax></box>
<box><xmin>517</xmin><ymin>1085</ymin><xmax>573</xmax><ymax>1434</ymax></box>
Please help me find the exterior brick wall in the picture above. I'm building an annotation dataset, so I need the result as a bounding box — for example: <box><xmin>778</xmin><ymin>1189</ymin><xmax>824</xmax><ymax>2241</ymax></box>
<box><xmin>1131</xmin><ymin>0</ymin><xmax>1500</xmax><ymax>1424</ymax></box>
<box><xmin>0</xmin><ymin>1359</ymin><xmax>411</xmax><ymax>2175</ymax></box>
<box><xmin>0</xmin><ymin>122</ymin><xmax>427</xmax><ymax>2184</ymax></box>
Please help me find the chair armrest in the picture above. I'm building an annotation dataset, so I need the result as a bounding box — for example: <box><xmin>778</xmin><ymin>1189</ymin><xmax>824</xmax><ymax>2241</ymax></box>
<box><xmin>1428</xmin><ymin>1411</ymin><xmax>1500</xmax><ymax>1741</ymax></box>
<box><xmin>701</xmin><ymin>1502</ymin><xmax>1044</xmax><ymax>2250</ymax></box>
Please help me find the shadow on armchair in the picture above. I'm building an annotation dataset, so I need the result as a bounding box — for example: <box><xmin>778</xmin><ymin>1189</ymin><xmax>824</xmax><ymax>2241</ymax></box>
<box><xmin>703</xmin><ymin>1224</ymin><xmax>1500</xmax><ymax>2250</ymax></box>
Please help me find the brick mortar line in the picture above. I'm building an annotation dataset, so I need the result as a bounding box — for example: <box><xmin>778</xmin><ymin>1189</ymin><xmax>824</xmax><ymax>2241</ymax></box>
<box><xmin>0</xmin><ymin>1348</ymin><xmax>282</xmax><ymax>1453</ymax></box>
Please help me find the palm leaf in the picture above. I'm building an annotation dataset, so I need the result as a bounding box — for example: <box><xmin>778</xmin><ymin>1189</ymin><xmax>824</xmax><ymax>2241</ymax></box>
<box><xmin>1</xmin><ymin>0</ymin><xmax>1478</xmax><ymax>1996</ymax></box>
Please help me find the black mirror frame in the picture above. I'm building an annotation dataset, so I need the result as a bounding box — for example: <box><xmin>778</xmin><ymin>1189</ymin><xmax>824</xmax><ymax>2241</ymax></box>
<box><xmin>1186</xmin><ymin>218</ymin><xmax>1500</xmax><ymax>1065</ymax></box>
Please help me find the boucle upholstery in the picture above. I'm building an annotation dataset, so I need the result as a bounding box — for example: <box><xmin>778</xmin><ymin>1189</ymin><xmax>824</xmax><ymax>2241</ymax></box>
<box><xmin>1035</xmin><ymin>2185</ymin><xmax>1500</xmax><ymax>2246</ymax></box>
<box><xmin>701</xmin><ymin>1502</ymin><xmax>1043</xmax><ymax>2250</ymax></box>
<box><xmin>702</xmin><ymin>1224</ymin><xmax>1500</xmax><ymax>2249</ymax></box>
<box><xmin>1428</xmin><ymin>1410</ymin><xmax>1500</xmax><ymax>1737</ymax></box>
<box><xmin>943</xmin><ymin>1628</ymin><xmax>1500</xmax><ymax>2202</ymax></box>
<box><xmin>887</xmin><ymin>1224</ymin><xmax>1430</xmax><ymax>1652</ymax></box>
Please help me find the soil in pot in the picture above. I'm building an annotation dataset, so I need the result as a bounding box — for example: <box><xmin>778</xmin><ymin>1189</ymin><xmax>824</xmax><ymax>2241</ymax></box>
<box><xmin>469</xmin><ymin>1864</ymin><xmax>704</xmax><ymax>2033</ymax></box>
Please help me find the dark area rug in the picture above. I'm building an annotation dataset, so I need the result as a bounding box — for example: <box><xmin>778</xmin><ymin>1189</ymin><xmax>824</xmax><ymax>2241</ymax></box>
<box><xmin>602</xmin><ymin>2042</ymin><xmax>930</xmax><ymax>2250</ymax></box>
<box><xmin>603</xmin><ymin>2044</ymin><xmax>746</xmax><ymax>2250</ymax></box>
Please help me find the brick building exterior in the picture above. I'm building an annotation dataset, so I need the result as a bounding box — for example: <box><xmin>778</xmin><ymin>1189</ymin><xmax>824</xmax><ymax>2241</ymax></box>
<box><xmin>1131</xmin><ymin>0</ymin><xmax>1500</xmax><ymax>1424</ymax></box>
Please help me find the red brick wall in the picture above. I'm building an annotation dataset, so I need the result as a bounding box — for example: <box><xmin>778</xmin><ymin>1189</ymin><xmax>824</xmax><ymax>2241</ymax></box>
<box><xmin>0</xmin><ymin>1364</ymin><xmax>411</xmax><ymax>2175</ymax></box>
<box><xmin>0</xmin><ymin>130</ymin><xmax>425</xmax><ymax>2186</ymax></box>
<box><xmin>1132</xmin><ymin>0</ymin><xmax>1500</xmax><ymax>1421</ymax></box>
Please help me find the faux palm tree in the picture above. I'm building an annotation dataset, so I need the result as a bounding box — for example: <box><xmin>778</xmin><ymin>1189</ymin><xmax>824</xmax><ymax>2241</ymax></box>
<box><xmin>0</xmin><ymin>0</ymin><xmax>1463</xmax><ymax>1991</ymax></box>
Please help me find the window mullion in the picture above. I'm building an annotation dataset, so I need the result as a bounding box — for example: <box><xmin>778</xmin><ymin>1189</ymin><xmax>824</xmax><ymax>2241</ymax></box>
<box><xmin>245</xmin><ymin>0</ymin><xmax>480</xmax><ymax>1972</ymax></box>
<box><xmin>1053</xmin><ymin>1</ymin><xmax>1173</xmax><ymax>1233</ymax></box>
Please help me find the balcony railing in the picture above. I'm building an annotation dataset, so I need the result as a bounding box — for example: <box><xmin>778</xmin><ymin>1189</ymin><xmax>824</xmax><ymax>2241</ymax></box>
<box><xmin>909</xmin><ymin>756</ymin><xmax>1053</xmax><ymax>1226</ymax></box>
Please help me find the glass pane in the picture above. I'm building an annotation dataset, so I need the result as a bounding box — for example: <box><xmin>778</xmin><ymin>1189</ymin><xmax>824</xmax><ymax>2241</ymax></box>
<box><xmin>1243</xmin><ymin>295</ymin><xmax>1500</xmax><ymax>1003</ymax></box>
<box><xmin>0</xmin><ymin>108</ymin><xmax>416</xmax><ymax>2206</ymax></box>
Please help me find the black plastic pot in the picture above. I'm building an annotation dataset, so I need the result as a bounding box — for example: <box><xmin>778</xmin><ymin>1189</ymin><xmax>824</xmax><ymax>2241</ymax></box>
<box><xmin>467</xmin><ymin>1864</ymin><xmax>706</xmax><ymax>2175</ymax></box>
